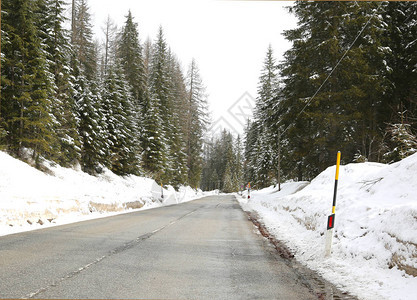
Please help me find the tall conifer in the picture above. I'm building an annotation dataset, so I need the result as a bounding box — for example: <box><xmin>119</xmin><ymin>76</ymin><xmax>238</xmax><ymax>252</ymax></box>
<box><xmin>1</xmin><ymin>0</ymin><xmax>56</xmax><ymax>163</ymax></box>
<box><xmin>186</xmin><ymin>59</ymin><xmax>208</xmax><ymax>188</ymax></box>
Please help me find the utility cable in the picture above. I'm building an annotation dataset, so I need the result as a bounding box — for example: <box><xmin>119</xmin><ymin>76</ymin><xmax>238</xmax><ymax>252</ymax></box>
<box><xmin>281</xmin><ymin>1</ymin><xmax>384</xmax><ymax>136</ymax></box>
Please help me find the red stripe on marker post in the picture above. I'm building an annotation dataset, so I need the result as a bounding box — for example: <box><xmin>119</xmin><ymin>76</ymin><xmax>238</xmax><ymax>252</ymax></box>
<box><xmin>327</xmin><ymin>214</ymin><xmax>335</xmax><ymax>230</ymax></box>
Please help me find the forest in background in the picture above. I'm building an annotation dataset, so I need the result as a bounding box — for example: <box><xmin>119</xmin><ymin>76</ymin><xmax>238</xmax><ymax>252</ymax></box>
<box><xmin>0</xmin><ymin>0</ymin><xmax>208</xmax><ymax>189</ymax></box>
<box><xmin>200</xmin><ymin>131</ymin><xmax>244</xmax><ymax>193</ymax></box>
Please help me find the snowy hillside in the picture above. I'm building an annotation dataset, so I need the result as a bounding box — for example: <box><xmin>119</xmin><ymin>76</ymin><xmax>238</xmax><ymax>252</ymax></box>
<box><xmin>239</xmin><ymin>153</ymin><xmax>417</xmax><ymax>300</ymax></box>
<box><xmin>0</xmin><ymin>151</ymin><xmax>211</xmax><ymax>237</ymax></box>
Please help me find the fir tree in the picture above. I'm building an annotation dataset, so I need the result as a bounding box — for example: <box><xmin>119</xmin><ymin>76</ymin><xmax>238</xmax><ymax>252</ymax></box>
<box><xmin>254</xmin><ymin>128</ymin><xmax>274</xmax><ymax>188</ymax></box>
<box><xmin>117</xmin><ymin>11</ymin><xmax>148</xmax><ymax>169</ymax></box>
<box><xmin>234</xmin><ymin>135</ymin><xmax>244</xmax><ymax>191</ymax></box>
<box><xmin>70</xmin><ymin>0</ymin><xmax>107</xmax><ymax>173</ymax></box>
<box><xmin>148</xmin><ymin>27</ymin><xmax>170</xmax><ymax>182</ymax></box>
<box><xmin>71</xmin><ymin>56</ymin><xmax>105</xmax><ymax>174</ymax></box>
<box><xmin>117</xmin><ymin>11</ymin><xmax>147</xmax><ymax>111</ymax></box>
<box><xmin>222</xmin><ymin>162</ymin><xmax>234</xmax><ymax>193</ymax></box>
<box><xmin>35</xmin><ymin>0</ymin><xmax>81</xmax><ymax>166</ymax></box>
<box><xmin>1</xmin><ymin>0</ymin><xmax>56</xmax><ymax>163</ymax></box>
<box><xmin>167</xmin><ymin>55</ymin><xmax>189</xmax><ymax>188</ymax></box>
<box><xmin>141</xmin><ymin>93</ymin><xmax>165</xmax><ymax>178</ymax></box>
<box><xmin>72</xmin><ymin>0</ymin><xmax>97</xmax><ymax>81</ymax></box>
<box><xmin>101</xmin><ymin>63</ymin><xmax>140</xmax><ymax>175</ymax></box>
<box><xmin>186</xmin><ymin>59</ymin><xmax>208</xmax><ymax>188</ymax></box>
<box><xmin>251</xmin><ymin>45</ymin><xmax>279</xmax><ymax>186</ymax></box>
<box><xmin>254</xmin><ymin>45</ymin><xmax>278</xmax><ymax>126</ymax></box>
<box><xmin>243</xmin><ymin>120</ymin><xmax>259</xmax><ymax>185</ymax></box>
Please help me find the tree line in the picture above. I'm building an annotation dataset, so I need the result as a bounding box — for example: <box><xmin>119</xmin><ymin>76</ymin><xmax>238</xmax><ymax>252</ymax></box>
<box><xmin>0</xmin><ymin>0</ymin><xmax>208</xmax><ymax>189</ymax></box>
<box><xmin>200</xmin><ymin>130</ymin><xmax>244</xmax><ymax>193</ymax></box>
<box><xmin>246</xmin><ymin>1</ymin><xmax>417</xmax><ymax>188</ymax></box>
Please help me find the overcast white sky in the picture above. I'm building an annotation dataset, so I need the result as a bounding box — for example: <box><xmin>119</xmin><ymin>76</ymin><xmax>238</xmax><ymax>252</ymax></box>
<box><xmin>77</xmin><ymin>0</ymin><xmax>297</xmax><ymax>135</ymax></box>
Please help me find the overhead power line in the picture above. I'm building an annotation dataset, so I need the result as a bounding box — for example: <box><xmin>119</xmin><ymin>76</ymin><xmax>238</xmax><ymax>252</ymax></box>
<box><xmin>281</xmin><ymin>1</ymin><xmax>384</xmax><ymax>136</ymax></box>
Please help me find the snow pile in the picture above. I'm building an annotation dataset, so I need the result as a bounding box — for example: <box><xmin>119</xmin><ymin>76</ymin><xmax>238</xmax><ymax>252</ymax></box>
<box><xmin>239</xmin><ymin>154</ymin><xmax>417</xmax><ymax>300</ymax></box>
<box><xmin>0</xmin><ymin>151</ymin><xmax>209</xmax><ymax>236</ymax></box>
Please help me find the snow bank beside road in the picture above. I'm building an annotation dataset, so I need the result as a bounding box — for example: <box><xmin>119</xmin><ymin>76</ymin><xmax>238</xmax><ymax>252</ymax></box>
<box><xmin>239</xmin><ymin>154</ymin><xmax>417</xmax><ymax>300</ymax></box>
<box><xmin>0</xmin><ymin>151</ymin><xmax>210</xmax><ymax>237</ymax></box>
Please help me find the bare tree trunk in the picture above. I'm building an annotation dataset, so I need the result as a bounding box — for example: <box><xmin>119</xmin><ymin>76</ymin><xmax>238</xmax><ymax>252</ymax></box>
<box><xmin>71</xmin><ymin>0</ymin><xmax>76</xmax><ymax>44</ymax></box>
<box><xmin>103</xmin><ymin>15</ymin><xmax>111</xmax><ymax>76</ymax></box>
<box><xmin>0</xmin><ymin>0</ymin><xmax>2</xmax><ymax>123</ymax></box>
<box><xmin>297</xmin><ymin>162</ymin><xmax>303</xmax><ymax>182</ymax></box>
<box><xmin>19</xmin><ymin>99</ymin><xmax>23</xmax><ymax>156</ymax></box>
<box><xmin>187</xmin><ymin>60</ymin><xmax>194</xmax><ymax>169</ymax></box>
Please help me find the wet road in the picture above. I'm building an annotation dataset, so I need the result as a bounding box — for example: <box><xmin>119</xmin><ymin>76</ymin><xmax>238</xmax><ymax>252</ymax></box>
<box><xmin>0</xmin><ymin>195</ymin><xmax>349</xmax><ymax>299</ymax></box>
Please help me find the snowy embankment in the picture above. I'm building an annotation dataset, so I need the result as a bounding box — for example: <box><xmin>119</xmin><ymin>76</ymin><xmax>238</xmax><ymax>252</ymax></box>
<box><xmin>238</xmin><ymin>154</ymin><xmax>417</xmax><ymax>300</ymax></box>
<box><xmin>0</xmin><ymin>151</ymin><xmax>213</xmax><ymax>237</ymax></box>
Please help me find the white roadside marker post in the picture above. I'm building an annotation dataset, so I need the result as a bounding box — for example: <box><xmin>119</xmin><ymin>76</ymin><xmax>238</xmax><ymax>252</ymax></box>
<box><xmin>325</xmin><ymin>151</ymin><xmax>341</xmax><ymax>257</ymax></box>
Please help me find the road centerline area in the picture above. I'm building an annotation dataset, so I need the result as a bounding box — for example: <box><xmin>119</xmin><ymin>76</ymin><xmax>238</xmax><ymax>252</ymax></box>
<box><xmin>0</xmin><ymin>196</ymin><xmax>352</xmax><ymax>299</ymax></box>
<box><xmin>22</xmin><ymin>207</ymin><xmax>201</xmax><ymax>299</ymax></box>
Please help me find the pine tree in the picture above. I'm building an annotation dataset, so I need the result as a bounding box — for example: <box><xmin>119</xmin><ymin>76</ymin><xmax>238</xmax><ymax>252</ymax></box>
<box><xmin>35</xmin><ymin>0</ymin><xmax>81</xmax><ymax>166</ymax></box>
<box><xmin>251</xmin><ymin>45</ymin><xmax>279</xmax><ymax>186</ymax></box>
<box><xmin>222</xmin><ymin>162</ymin><xmax>234</xmax><ymax>193</ymax></box>
<box><xmin>71</xmin><ymin>56</ymin><xmax>105</xmax><ymax>174</ymax></box>
<box><xmin>117</xmin><ymin>11</ymin><xmax>147</xmax><ymax>111</ymax></box>
<box><xmin>141</xmin><ymin>93</ymin><xmax>165</xmax><ymax>178</ymax></box>
<box><xmin>73</xmin><ymin>0</ymin><xmax>97</xmax><ymax>81</ymax></box>
<box><xmin>1</xmin><ymin>0</ymin><xmax>56</xmax><ymax>163</ymax></box>
<box><xmin>167</xmin><ymin>54</ymin><xmax>189</xmax><ymax>188</ymax></box>
<box><xmin>254</xmin><ymin>128</ymin><xmax>274</xmax><ymax>188</ymax></box>
<box><xmin>234</xmin><ymin>135</ymin><xmax>244</xmax><ymax>191</ymax></box>
<box><xmin>148</xmin><ymin>26</ymin><xmax>170</xmax><ymax>182</ymax></box>
<box><xmin>70</xmin><ymin>0</ymin><xmax>107</xmax><ymax>173</ymax></box>
<box><xmin>101</xmin><ymin>62</ymin><xmax>140</xmax><ymax>175</ymax></box>
<box><xmin>185</xmin><ymin>59</ymin><xmax>208</xmax><ymax>188</ymax></box>
<box><xmin>243</xmin><ymin>120</ymin><xmax>259</xmax><ymax>185</ymax></box>
<box><xmin>254</xmin><ymin>45</ymin><xmax>278</xmax><ymax>125</ymax></box>
<box><xmin>139</xmin><ymin>34</ymin><xmax>167</xmax><ymax>179</ymax></box>
<box><xmin>117</xmin><ymin>11</ymin><xmax>149</xmax><ymax>170</ymax></box>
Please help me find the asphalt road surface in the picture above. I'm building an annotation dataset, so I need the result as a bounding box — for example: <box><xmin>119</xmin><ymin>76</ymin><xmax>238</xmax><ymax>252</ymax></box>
<box><xmin>0</xmin><ymin>195</ymin><xmax>351</xmax><ymax>299</ymax></box>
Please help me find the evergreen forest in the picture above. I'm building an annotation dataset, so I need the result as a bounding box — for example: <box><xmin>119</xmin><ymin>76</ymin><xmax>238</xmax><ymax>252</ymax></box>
<box><xmin>2</xmin><ymin>1</ymin><xmax>417</xmax><ymax>192</ymax></box>
<box><xmin>0</xmin><ymin>0</ymin><xmax>208</xmax><ymax>189</ymax></box>
<box><xmin>200</xmin><ymin>131</ymin><xmax>244</xmax><ymax>193</ymax></box>
<box><xmin>243</xmin><ymin>1</ymin><xmax>417</xmax><ymax>189</ymax></box>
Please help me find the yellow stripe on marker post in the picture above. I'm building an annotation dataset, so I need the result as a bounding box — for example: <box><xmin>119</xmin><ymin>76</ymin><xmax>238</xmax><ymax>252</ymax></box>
<box><xmin>332</xmin><ymin>151</ymin><xmax>341</xmax><ymax>213</ymax></box>
<box><xmin>325</xmin><ymin>151</ymin><xmax>341</xmax><ymax>257</ymax></box>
